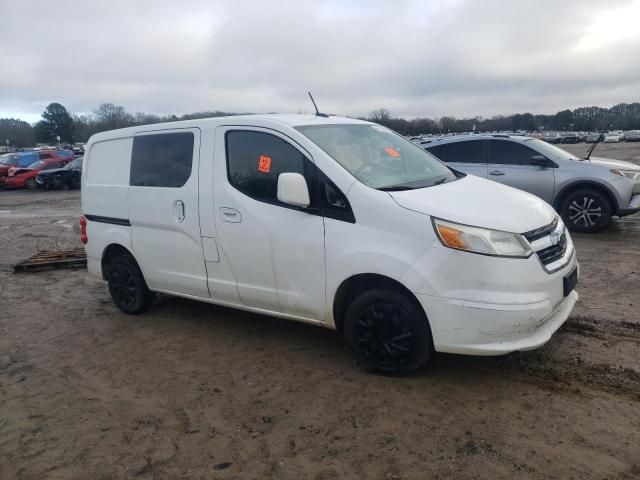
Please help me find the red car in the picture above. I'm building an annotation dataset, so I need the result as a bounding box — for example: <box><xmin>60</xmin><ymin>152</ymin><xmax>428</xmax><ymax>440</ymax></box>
<box><xmin>0</xmin><ymin>153</ymin><xmax>22</xmax><ymax>178</ymax></box>
<box><xmin>0</xmin><ymin>150</ymin><xmax>73</xmax><ymax>179</ymax></box>
<box><xmin>2</xmin><ymin>157</ymin><xmax>71</xmax><ymax>189</ymax></box>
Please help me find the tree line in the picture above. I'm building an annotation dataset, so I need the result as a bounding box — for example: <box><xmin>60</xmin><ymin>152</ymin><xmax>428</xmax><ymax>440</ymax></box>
<box><xmin>368</xmin><ymin>103</ymin><xmax>640</xmax><ymax>136</ymax></box>
<box><xmin>1</xmin><ymin>101</ymin><xmax>639</xmax><ymax>148</ymax></box>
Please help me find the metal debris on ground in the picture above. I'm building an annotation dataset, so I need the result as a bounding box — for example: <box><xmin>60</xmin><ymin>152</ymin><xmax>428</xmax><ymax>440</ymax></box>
<box><xmin>13</xmin><ymin>248</ymin><xmax>87</xmax><ymax>273</ymax></box>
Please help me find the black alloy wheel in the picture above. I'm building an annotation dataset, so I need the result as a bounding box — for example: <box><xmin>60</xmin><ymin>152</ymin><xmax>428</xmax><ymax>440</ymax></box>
<box><xmin>344</xmin><ymin>289</ymin><xmax>432</xmax><ymax>375</ymax></box>
<box><xmin>107</xmin><ymin>254</ymin><xmax>154</xmax><ymax>314</ymax></box>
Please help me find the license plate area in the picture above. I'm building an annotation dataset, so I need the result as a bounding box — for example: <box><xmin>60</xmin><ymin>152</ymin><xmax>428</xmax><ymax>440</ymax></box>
<box><xmin>563</xmin><ymin>267</ymin><xmax>578</xmax><ymax>297</ymax></box>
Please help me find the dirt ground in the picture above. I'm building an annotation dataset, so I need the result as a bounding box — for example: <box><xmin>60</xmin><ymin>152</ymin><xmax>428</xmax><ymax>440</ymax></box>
<box><xmin>1</xmin><ymin>143</ymin><xmax>639</xmax><ymax>479</ymax></box>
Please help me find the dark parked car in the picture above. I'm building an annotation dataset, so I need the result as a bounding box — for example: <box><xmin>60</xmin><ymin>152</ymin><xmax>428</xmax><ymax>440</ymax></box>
<box><xmin>625</xmin><ymin>131</ymin><xmax>640</xmax><ymax>142</ymax></box>
<box><xmin>561</xmin><ymin>132</ymin><xmax>579</xmax><ymax>144</ymax></box>
<box><xmin>36</xmin><ymin>158</ymin><xmax>83</xmax><ymax>189</ymax></box>
<box><xmin>542</xmin><ymin>132</ymin><xmax>563</xmax><ymax>144</ymax></box>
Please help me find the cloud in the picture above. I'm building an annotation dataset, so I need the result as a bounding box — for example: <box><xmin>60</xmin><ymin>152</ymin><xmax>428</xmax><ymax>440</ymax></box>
<box><xmin>1</xmin><ymin>0</ymin><xmax>639</xmax><ymax>121</ymax></box>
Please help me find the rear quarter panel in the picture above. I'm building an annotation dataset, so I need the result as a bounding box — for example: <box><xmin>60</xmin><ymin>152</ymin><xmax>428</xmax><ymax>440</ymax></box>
<box><xmin>82</xmin><ymin>136</ymin><xmax>134</xmax><ymax>273</ymax></box>
<box><xmin>82</xmin><ymin>137</ymin><xmax>132</xmax><ymax>219</ymax></box>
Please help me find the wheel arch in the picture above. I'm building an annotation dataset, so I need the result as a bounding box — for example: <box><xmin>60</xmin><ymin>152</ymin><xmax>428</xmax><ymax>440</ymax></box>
<box><xmin>332</xmin><ymin>273</ymin><xmax>428</xmax><ymax>334</ymax></box>
<box><xmin>554</xmin><ymin>181</ymin><xmax>619</xmax><ymax>213</ymax></box>
<box><xmin>101</xmin><ymin>243</ymin><xmax>136</xmax><ymax>280</ymax></box>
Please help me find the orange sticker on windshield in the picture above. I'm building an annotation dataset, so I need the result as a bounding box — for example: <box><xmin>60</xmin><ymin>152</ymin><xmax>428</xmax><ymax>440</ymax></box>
<box><xmin>384</xmin><ymin>147</ymin><xmax>400</xmax><ymax>157</ymax></box>
<box><xmin>258</xmin><ymin>155</ymin><xmax>272</xmax><ymax>173</ymax></box>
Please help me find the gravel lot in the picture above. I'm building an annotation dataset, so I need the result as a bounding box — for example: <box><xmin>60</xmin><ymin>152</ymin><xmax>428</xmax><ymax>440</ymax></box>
<box><xmin>1</xmin><ymin>143</ymin><xmax>639</xmax><ymax>479</ymax></box>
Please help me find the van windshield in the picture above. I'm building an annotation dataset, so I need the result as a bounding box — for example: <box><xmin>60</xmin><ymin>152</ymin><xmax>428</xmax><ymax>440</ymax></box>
<box><xmin>296</xmin><ymin>124</ymin><xmax>457</xmax><ymax>190</ymax></box>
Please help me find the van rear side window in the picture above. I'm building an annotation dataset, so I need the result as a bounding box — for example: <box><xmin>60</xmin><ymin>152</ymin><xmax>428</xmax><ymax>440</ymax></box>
<box><xmin>131</xmin><ymin>132</ymin><xmax>194</xmax><ymax>187</ymax></box>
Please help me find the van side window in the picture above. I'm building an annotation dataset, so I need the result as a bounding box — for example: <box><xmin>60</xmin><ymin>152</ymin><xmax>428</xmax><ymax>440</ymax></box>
<box><xmin>131</xmin><ymin>132</ymin><xmax>194</xmax><ymax>187</ymax></box>
<box><xmin>226</xmin><ymin>131</ymin><xmax>311</xmax><ymax>205</ymax></box>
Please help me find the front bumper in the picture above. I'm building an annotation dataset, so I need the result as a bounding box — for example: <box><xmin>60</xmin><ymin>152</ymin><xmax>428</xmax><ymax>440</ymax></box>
<box><xmin>618</xmin><ymin>194</ymin><xmax>640</xmax><ymax>217</ymax></box>
<box><xmin>36</xmin><ymin>175</ymin><xmax>59</xmax><ymax>188</ymax></box>
<box><xmin>414</xmin><ymin>245</ymin><xmax>578</xmax><ymax>356</ymax></box>
<box><xmin>0</xmin><ymin>176</ymin><xmax>23</xmax><ymax>188</ymax></box>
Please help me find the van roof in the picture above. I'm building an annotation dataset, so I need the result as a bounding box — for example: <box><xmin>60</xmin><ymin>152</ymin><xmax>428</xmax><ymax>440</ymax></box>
<box><xmin>87</xmin><ymin>114</ymin><xmax>374</xmax><ymax>142</ymax></box>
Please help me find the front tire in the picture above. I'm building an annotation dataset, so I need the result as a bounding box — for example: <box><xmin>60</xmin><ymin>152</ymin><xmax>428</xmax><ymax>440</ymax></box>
<box><xmin>106</xmin><ymin>254</ymin><xmax>154</xmax><ymax>314</ymax></box>
<box><xmin>560</xmin><ymin>189</ymin><xmax>612</xmax><ymax>233</ymax></box>
<box><xmin>24</xmin><ymin>177</ymin><xmax>37</xmax><ymax>190</ymax></box>
<box><xmin>343</xmin><ymin>289</ymin><xmax>432</xmax><ymax>375</ymax></box>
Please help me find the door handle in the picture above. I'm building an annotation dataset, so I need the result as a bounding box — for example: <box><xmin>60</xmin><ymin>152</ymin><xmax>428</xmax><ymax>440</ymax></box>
<box><xmin>220</xmin><ymin>207</ymin><xmax>242</xmax><ymax>223</ymax></box>
<box><xmin>175</xmin><ymin>200</ymin><xmax>185</xmax><ymax>223</ymax></box>
<box><xmin>489</xmin><ymin>170</ymin><xmax>505</xmax><ymax>176</ymax></box>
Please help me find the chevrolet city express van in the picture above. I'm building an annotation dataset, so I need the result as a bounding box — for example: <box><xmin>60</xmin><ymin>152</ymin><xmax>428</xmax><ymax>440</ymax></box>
<box><xmin>81</xmin><ymin>115</ymin><xmax>578</xmax><ymax>374</ymax></box>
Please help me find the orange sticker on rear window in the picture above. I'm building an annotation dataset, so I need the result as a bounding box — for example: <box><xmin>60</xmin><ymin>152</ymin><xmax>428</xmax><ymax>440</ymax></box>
<box><xmin>258</xmin><ymin>155</ymin><xmax>272</xmax><ymax>173</ymax></box>
<box><xmin>384</xmin><ymin>147</ymin><xmax>400</xmax><ymax>157</ymax></box>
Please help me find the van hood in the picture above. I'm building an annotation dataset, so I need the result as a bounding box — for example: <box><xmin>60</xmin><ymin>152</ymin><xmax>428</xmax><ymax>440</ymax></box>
<box><xmin>588</xmin><ymin>156</ymin><xmax>640</xmax><ymax>171</ymax></box>
<box><xmin>388</xmin><ymin>175</ymin><xmax>556</xmax><ymax>234</ymax></box>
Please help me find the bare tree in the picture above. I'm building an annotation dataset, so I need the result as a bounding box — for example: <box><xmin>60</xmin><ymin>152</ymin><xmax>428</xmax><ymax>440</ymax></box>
<box><xmin>369</xmin><ymin>108</ymin><xmax>391</xmax><ymax>124</ymax></box>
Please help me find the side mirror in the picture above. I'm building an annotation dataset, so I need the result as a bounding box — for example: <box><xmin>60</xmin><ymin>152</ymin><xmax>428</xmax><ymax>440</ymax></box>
<box><xmin>530</xmin><ymin>155</ymin><xmax>554</xmax><ymax>167</ymax></box>
<box><xmin>277</xmin><ymin>172</ymin><xmax>310</xmax><ymax>208</ymax></box>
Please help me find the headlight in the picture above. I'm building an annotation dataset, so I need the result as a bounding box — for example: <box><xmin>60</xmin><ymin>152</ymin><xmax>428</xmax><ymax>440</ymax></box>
<box><xmin>433</xmin><ymin>218</ymin><xmax>532</xmax><ymax>258</ymax></box>
<box><xmin>610</xmin><ymin>169</ymin><xmax>640</xmax><ymax>180</ymax></box>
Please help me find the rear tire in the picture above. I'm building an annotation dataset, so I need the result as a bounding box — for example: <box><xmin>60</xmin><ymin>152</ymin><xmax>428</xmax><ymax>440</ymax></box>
<box><xmin>106</xmin><ymin>254</ymin><xmax>154</xmax><ymax>314</ymax></box>
<box><xmin>560</xmin><ymin>189</ymin><xmax>612</xmax><ymax>233</ymax></box>
<box><xmin>343</xmin><ymin>289</ymin><xmax>432</xmax><ymax>375</ymax></box>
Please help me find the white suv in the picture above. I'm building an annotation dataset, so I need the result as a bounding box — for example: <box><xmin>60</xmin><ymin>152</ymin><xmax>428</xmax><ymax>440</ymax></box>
<box><xmin>81</xmin><ymin>115</ymin><xmax>578</xmax><ymax>375</ymax></box>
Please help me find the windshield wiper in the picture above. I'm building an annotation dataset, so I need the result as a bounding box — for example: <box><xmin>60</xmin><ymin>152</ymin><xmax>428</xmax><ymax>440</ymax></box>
<box><xmin>377</xmin><ymin>185</ymin><xmax>417</xmax><ymax>191</ymax></box>
<box><xmin>432</xmin><ymin>177</ymin><xmax>448</xmax><ymax>186</ymax></box>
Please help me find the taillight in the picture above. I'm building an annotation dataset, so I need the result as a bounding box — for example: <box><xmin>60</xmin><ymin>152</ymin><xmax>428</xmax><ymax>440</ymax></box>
<box><xmin>80</xmin><ymin>216</ymin><xmax>88</xmax><ymax>244</ymax></box>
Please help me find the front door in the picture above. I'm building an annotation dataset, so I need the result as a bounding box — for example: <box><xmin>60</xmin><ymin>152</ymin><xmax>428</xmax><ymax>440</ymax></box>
<box><xmin>212</xmin><ymin>127</ymin><xmax>326</xmax><ymax>321</ymax></box>
<box><xmin>486</xmin><ymin>139</ymin><xmax>556</xmax><ymax>204</ymax></box>
<box><xmin>128</xmin><ymin>128</ymin><xmax>209</xmax><ymax>298</ymax></box>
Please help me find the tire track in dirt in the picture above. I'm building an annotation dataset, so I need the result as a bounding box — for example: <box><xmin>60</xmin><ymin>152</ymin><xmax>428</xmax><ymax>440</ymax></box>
<box><xmin>482</xmin><ymin>316</ymin><xmax>640</xmax><ymax>400</ymax></box>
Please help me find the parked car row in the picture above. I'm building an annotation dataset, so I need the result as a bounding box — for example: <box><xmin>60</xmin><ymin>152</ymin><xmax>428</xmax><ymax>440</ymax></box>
<box><xmin>553</xmin><ymin>130</ymin><xmax>640</xmax><ymax>144</ymax></box>
<box><xmin>410</xmin><ymin>130</ymin><xmax>640</xmax><ymax>146</ymax></box>
<box><xmin>0</xmin><ymin>149</ymin><xmax>82</xmax><ymax>190</ymax></box>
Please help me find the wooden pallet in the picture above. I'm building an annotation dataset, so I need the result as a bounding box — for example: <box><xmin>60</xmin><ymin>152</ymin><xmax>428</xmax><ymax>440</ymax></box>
<box><xmin>13</xmin><ymin>248</ymin><xmax>87</xmax><ymax>273</ymax></box>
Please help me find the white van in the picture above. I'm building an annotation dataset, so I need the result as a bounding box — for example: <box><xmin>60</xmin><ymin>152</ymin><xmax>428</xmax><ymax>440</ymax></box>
<box><xmin>81</xmin><ymin>114</ymin><xmax>578</xmax><ymax>374</ymax></box>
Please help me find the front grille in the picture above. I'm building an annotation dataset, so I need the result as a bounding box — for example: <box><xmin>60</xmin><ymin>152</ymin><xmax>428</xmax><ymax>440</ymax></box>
<box><xmin>536</xmin><ymin>232</ymin><xmax>567</xmax><ymax>265</ymax></box>
<box><xmin>523</xmin><ymin>218</ymin><xmax>558</xmax><ymax>242</ymax></box>
<box><xmin>523</xmin><ymin>218</ymin><xmax>571</xmax><ymax>272</ymax></box>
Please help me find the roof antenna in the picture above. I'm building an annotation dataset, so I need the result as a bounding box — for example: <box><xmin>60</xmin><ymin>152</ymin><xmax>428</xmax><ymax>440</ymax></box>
<box><xmin>308</xmin><ymin>92</ymin><xmax>329</xmax><ymax>117</ymax></box>
<box><xmin>584</xmin><ymin>122</ymin><xmax>612</xmax><ymax>161</ymax></box>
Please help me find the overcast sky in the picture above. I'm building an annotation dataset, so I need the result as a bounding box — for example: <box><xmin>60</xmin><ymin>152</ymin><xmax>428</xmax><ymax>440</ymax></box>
<box><xmin>1</xmin><ymin>0</ymin><xmax>640</xmax><ymax>123</ymax></box>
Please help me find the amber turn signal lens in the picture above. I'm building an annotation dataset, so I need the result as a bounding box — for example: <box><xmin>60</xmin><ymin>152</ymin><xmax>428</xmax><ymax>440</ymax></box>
<box><xmin>436</xmin><ymin>224</ymin><xmax>467</xmax><ymax>249</ymax></box>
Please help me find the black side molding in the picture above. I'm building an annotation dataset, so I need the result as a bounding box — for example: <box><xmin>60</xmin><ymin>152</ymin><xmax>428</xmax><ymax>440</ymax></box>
<box><xmin>84</xmin><ymin>214</ymin><xmax>131</xmax><ymax>226</ymax></box>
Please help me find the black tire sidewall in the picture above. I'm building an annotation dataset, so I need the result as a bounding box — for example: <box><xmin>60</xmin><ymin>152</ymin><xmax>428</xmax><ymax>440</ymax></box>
<box><xmin>560</xmin><ymin>189</ymin><xmax>612</xmax><ymax>233</ymax></box>
<box><xmin>107</xmin><ymin>255</ymin><xmax>153</xmax><ymax>314</ymax></box>
<box><xmin>25</xmin><ymin>178</ymin><xmax>37</xmax><ymax>189</ymax></box>
<box><xmin>344</xmin><ymin>289</ymin><xmax>432</xmax><ymax>375</ymax></box>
